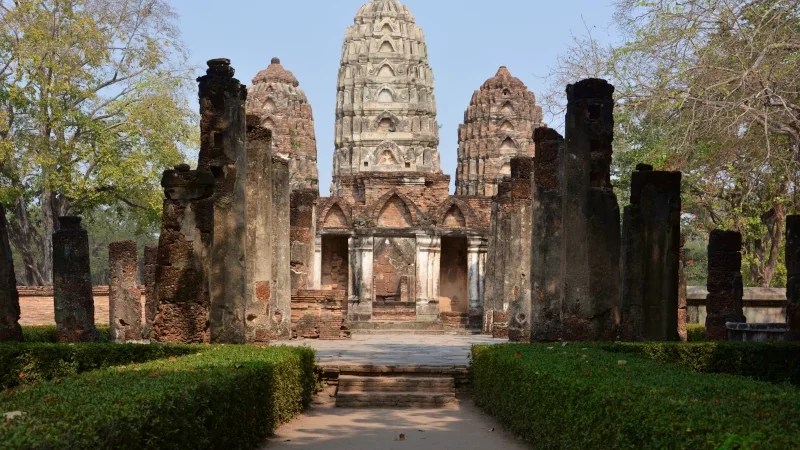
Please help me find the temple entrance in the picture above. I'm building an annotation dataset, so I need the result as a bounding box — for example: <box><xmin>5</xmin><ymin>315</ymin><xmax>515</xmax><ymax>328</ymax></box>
<box><xmin>372</xmin><ymin>236</ymin><xmax>416</xmax><ymax>321</ymax></box>
<box><xmin>439</xmin><ymin>237</ymin><xmax>468</xmax><ymax>313</ymax></box>
<box><xmin>321</xmin><ymin>235</ymin><xmax>349</xmax><ymax>293</ymax></box>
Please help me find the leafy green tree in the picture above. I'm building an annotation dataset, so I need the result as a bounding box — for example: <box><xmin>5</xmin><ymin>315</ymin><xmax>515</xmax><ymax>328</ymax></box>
<box><xmin>544</xmin><ymin>0</ymin><xmax>800</xmax><ymax>287</ymax></box>
<box><xmin>0</xmin><ymin>0</ymin><xmax>197</xmax><ymax>285</ymax></box>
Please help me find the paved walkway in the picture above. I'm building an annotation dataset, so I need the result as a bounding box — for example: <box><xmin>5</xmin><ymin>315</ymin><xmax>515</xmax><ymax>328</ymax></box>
<box><xmin>262</xmin><ymin>399</ymin><xmax>528</xmax><ymax>450</ymax></box>
<box><xmin>276</xmin><ymin>334</ymin><xmax>505</xmax><ymax>366</ymax></box>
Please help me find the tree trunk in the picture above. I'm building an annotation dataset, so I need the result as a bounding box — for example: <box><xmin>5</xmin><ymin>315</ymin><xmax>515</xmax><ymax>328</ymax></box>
<box><xmin>761</xmin><ymin>203</ymin><xmax>785</xmax><ymax>287</ymax></box>
<box><xmin>6</xmin><ymin>196</ymin><xmax>46</xmax><ymax>286</ymax></box>
<box><xmin>40</xmin><ymin>189</ymin><xmax>70</xmax><ymax>285</ymax></box>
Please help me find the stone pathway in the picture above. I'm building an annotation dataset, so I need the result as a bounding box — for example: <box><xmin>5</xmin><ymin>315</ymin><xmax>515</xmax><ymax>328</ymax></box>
<box><xmin>276</xmin><ymin>334</ymin><xmax>505</xmax><ymax>366</ymax></box>
<box><xmin>262</xmin><ymin>399</ymin><xmax>528</xmax><ymax>450</ymax></box>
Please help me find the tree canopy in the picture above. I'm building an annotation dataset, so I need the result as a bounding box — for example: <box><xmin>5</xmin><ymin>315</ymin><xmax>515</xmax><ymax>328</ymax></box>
<box><xmin>545</xmin><ymin>0</ymin><xmax>800</xmax><ymax>287</ymax></box>
<box><xmin>0</xmin><ymin>0</ymin><xmax>197</xmax><ymax>284</ymax></box>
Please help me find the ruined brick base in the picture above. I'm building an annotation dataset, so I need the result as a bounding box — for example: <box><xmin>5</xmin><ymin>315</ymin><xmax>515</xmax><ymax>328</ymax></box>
<box><xmin>291</xmin><ymin>290</ymin><xmax>349</xmax><ymax>339</ymax></box>
<box><xmin>152</xmin><ymin>303</ymin><xmax>209</xmax><ymax>344</ymax></box>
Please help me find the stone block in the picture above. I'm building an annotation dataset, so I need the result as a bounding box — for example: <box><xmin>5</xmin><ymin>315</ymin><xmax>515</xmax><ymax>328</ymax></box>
<box><xmin>108</xmin><ymin>240</ymin><xmax>142</xmax><ymax>343</ymax></box>
<box><xmin>53</xmin><ymin>217</ymin><xmax>97</xmax><ymax>342</ymax></box>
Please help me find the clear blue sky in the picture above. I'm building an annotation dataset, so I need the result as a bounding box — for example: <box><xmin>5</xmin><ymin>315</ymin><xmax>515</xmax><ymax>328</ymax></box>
<box><xmin>170</xmin><ymin>0</ymin><xmax>618</xmax><ymax>194</ymax></box>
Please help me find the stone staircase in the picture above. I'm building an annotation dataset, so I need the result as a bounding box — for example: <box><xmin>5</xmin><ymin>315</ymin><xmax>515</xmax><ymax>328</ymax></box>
<box><xmin>328</xmin><ymin>366</ymin><xmax>463</xmax><ymax>408</ymax></box>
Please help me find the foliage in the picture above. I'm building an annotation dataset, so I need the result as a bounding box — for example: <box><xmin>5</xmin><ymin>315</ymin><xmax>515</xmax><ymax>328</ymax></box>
<box><xmin>471</xmin><ymin>344</ymin><xmax>800</xmax><ymax>450</ymax></box>
<box><xmin>21</xmin><ymin>324</ymin><xmax>110</xmax><ymax>343</ymax></box>
<box><xmin>544</xmin><ymin>0</ymin><xmax>800</xmax><ymax>287</ymax></box>
<box><xmin>0</xmin><ymin>341</ymin><xmax>194</xmax><ymax>389</ymax></box>
<box><xmin>685</xmin><ymin>235</ymin><xmax>710</xmax><ymax>286</ymax></box>
<box><xmin>0</xmin><ymin>0</ymin><xmax>198</xmax><ymax>285</ymax></box>
<box><xmin>600</xmin><ymin>341</ymin><xmax>800</xmax><ymax>385</ymax></box>
<box><xmin>0</xmin><ymin>345</ymin><xmax>316</xmax><ymax>450</ymax></box>
<box><xmin>686</xmin><ymin>324</ymin><xmax>707</xmax><ymax>342</ymax></box>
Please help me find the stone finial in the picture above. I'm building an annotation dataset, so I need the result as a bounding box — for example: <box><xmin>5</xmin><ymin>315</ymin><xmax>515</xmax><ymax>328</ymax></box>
<box><xmin>566</xmin><ymin>78</ymin><xmax>616</xmax><ymax>101</ymax></box>
<box><xmin>271</xmin><ymin>57</ymin><xmax>280</xmax><ymax>64</ymax></box>
<box><xmin>206</xmin><ymin>58</ymin><xmax>235</xmax><ymax>77</ymax></box>
<box><xmin>252</xmin><ymin>57</ymin><xmax>300</xmax><ymax>87</ymax></box>
<box><xmin>58</xmin><ymin>216</ymin><xmax>83</xmax><ymax>229</ymax></box>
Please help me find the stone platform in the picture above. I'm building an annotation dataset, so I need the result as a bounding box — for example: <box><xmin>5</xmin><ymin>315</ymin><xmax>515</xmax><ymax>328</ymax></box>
<box><xmin>275</xmin><ymin>334</ymin><xmax>504</xmax><ymax>367</ymax></box>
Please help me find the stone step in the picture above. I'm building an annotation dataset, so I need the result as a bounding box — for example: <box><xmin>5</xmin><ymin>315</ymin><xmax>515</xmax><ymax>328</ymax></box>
<box><xmin>338</xmin><ymin>375</ymin><xmax>454</xmax><ymax>393</ymax></box>
<box><xmin>336</xmin><ymin>391</ymin><xmax>457</xmax><ymax>408</ymax></box>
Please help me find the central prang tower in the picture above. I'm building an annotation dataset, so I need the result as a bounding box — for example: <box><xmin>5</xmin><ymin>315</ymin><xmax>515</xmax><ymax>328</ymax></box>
<box><xmin>332</xmin><ymin>0</ymin><xmax>440</xmax><ymax>193</ymax></box>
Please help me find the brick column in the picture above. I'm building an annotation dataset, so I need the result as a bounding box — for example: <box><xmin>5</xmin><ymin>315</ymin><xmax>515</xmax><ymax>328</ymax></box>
<box><xmin>620</xmin><ymin>164</ymin><xmax>682</xmax><ymax>341</ymax></box>
<box><xmin>705</xmin><ymin>230</ymin><xmax>746</xmax><ymax>341</ymax></box>
<box><xmin>53</xmin><ymin>216</ymin><xmax>97</xmax><ymax>342</ymax></box>
<box><xmin>152</xmin><ymin>166</ymin><xmax>215</xmax><ymax>343</ymax></box>
<box><xmin>530</xmin><ymin>127</ymin><xmax>564</xmax><ymax>342</ymax></box>
<box><xmin>0</xmin><ymin>204</ymin><xmax>22</xmax><ymax>342</ymax></box>
<box><xmin>109</xmin><ymin>240</ymin><xmax>142</xmax><ymax>342</ymax></box>
<box><xmin>562</xmin><ymin>79</ymin><xmax>621</xmax><ymax>341</ymax></box>
<box><xmin>198</xmin><ymin>58</ymin><xmax>248</xmax><ymax>344</ymax></box>
<box><xmin>142</xmin><ymin>245</ymin><xmax>158</xmax><ymax>339</ymax></box>
<box><xmin>786</xmin><ymin>216</ymin><xmax>800</xmax><ymax>340</ymax></box>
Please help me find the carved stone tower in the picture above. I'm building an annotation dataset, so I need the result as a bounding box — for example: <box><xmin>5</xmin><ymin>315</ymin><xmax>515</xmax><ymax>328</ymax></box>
<box><xmin>456</xmin><ymin>67</ymin><xmax>544</xmax><ymax>196</ymax></box>
<box><xmin>332</xmin><ymin>0</ymin><xmax>440</xmax><ymax>193</ymax></box>
<box><xmin>248</xmin><ymin>57</ymin><xmax>319</xmax><ymax>192</ymax></box>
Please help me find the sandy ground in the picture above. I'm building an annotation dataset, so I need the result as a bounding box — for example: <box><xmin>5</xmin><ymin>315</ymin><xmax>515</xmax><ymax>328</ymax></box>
<box><xmin>262</xmin><ymin>397</ymin><xmax>529</xmax><ymax>450</ymax></box>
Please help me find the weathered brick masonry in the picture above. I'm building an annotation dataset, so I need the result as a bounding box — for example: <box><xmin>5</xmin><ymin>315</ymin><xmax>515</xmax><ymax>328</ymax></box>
<box><xmin>52</xmin><ymin>217</ymin><xmax>97</xmax><ymax>342</ymax></box>
<box><xmin>108</xmin><ymin>240</ymin><xmax>142</xmax><ymax>342</ymax></box>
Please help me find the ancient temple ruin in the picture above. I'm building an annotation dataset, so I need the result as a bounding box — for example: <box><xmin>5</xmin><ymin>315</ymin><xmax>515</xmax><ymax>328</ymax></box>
<box><xmin>456</xmin><ymin>67</ymin><xmax>544</xmax><ymax>197</ymax></box>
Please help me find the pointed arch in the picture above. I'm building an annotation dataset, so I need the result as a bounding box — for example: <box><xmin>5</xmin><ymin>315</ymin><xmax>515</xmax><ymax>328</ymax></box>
<box><xmin>381</xmin><ymin>23</ymin><xmax>394</xmax><ymax>34</ymax></box>
<box><xmin>324</xmin><ymin>204</ymin><xmax>349</xmax><ymax>228</ymax></box>
<box><xmin>378</xmin><ymin>195</ymin><xmax>413</xmax><ymax>228</ymax></box>
<box><xmin>500</xmin><ymin>137</ymin><xmax>518</xmax><ymax>150</ymax></box>
<box><xmin>500</xmin><ymin>101</ymin><xmax>514</xmax><ymax>116</ymax></box>
<box><xmin>379</xmin><ymin>40</ymin><xmax>395</xmax><ymax>53</ymax></box>
<box><xmin>378</xmin><ymin>89</ymin><xmax>394</xmax><ymax>103</ymax></box>
<box><xmin>264</xmin><ymin>98</ymin><xmax>276</xmax><ymax>113</ymax></box>
<box><xmin>378</xmin><ymin>150</ymin><xmax>399</xmax><ymax>165</ymax></box>
<box><xmin>500</xmin><ymin>162</ymin><xmax>512</xmax><ymax>176</ymax></box>
<box><xmin>502</xmin><ymin>89</ymin><xmax>511</xmax><ymax>96</ymax></box>
<box><xmin>443</xmin><ymin>205</ymin><xmax>466</xmax><ymax>229</ymax></box>
<box><xmin>500</xmin><ymin>120</ymin><xmax>515</xmax><ymax>132</ymax></box>
<box><xmin>377</xmin><ymin>64</ymin><xmax>395</xmax><ymax>77</ymax></box>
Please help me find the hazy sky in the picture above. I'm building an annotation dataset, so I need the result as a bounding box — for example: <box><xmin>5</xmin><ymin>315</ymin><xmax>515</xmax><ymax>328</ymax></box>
<box><xmin>170</xmin><ymin>0</ymin><xmax>618</xmax><ymax>194</ymax></box>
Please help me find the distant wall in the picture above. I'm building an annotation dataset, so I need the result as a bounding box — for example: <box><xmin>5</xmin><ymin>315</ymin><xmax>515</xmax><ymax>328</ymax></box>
<box><xmin>17</xmin><ymin>286</ymin><xmax>146</xmax><ymax>326</ymax></box>
<box><xmin>687</xmin><ymin>286</ymin><xmax>786</xmax><ymax>324</ymax></box>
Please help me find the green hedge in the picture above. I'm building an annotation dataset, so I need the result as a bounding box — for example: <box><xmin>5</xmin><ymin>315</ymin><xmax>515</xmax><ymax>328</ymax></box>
<box><xmin>0</xmin><ymin>343</ymin><xmax>198</xmax><ymax>389</ymax></box>
<box><xmin>21</xmin><ymin>325</ymin><xmax>112</xmax><ymax>343</ymax></box>
<box><xmin>0</xmin><ymin>345</ymin><xmax>315</xmax><ymax>450</ymax></box>
<box><xmin>471</xmin><ymin>344</ymin><xmax>800</xmax><ymax>450</ymax></box>
<box><xmin>687</xmin><ymin>324</ymin><xmax>706</xmax><ymax>342</ymax></box>
<box><xmin>599</xmin><ymin>341</ymin><xmax>800</xmax><ymax>386</ymax></box>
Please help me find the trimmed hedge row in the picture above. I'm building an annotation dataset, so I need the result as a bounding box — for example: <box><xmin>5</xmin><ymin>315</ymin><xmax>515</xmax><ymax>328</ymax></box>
<box><xmin>0</xmin><ymin>343</ymin><xmax>198</xmax><ymax>389</ymax></box>
<box><xmin>21</xmin><ymin>325</ymin><xmax>112</xmax><ymax>343</ymax></box>
<box><xmin>686</xmin><ymin>324</ymin><xmax>706</xmax><ymax>342</ymax></box>
<box><xmin>599</xmin><ymin>341</ymin><xmax>800</xmax><ymax>385</ymax></box>
<box><xmin>471</xmin><ymin>344</ymin><xmax>800</xmax><ymax>450</ymax></box>
<box><xmin>0</xmin><ymin>345</ymin><xmax>315</xmax><ymax>450</ymax></box>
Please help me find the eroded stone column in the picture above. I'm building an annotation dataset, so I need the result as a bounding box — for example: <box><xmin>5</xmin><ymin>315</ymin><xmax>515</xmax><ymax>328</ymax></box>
<box><xmin>348</xmin><ymin>235</ymin><xmax>374</xmax><ymax>321</ymax></box>
<box><xmin>678</xmin><ymin>234</ymin><xmax>688</xmax><ymax>342</ymax></box>
<box><xmin>244</xmin><ymin>120</ymin><xmax>272</xmax><ymax>342</ymax></box>
<box><xmin>313</xmin><ymin>235</ymin><xmax>323</xmax><ymax>289</ymax></box>
<box><xmin>468</xmin><ymin>236</ymin><xmax>488</xmax><ymax>329</ymax></box>
<box><xmin>786</xmin><ymin>216</ymin><xmax>800</xmax><ymax>340</ymax></box>
<box><xmin>415</xmin><ymin>234</ymin><xmax>441</xmax><ymax>321</ymax></box>
<box><xmin>152</xmin><ymin>166</ymin><xmax>214</xmax><ymax>343</ymax></box>
<box><xmin>270</xmin><ymin>155</ymin><xmax>292</xmax><ymax>339</ymax></box>
<box><xmin>291</xmin><ymin>189</ymin><xmax>318</xmax><ymax>291</ymax></box>
<box><xmin>0</xmin><ymin>205</ymin><xmax>22</xmax><ymax>342</ymax></box>
<box><xmin>530</xmin><ymin>128</ymin><xmax>564</xmax><ymax>342</ymax></box>
<box><xmin>198</xmin><ymin>58</ymin><xmax>248</xmax><ymax>344</ymax></box>
<box><xmin>109</xmin><ymin>240</ymin><xmax>142</xmax><ymax>343</ymax></box>
<box><xmin>53</xmin><ymin>217</ymin><xmax>97</xmax><ymax>342</ymax></box>
<box><xmin>562</xmin><ymin>79</ymin><xmax>620</xmax><ymax>341</ymax></box>
<box><xmin>142</xmin><ymin>245</ymin><xmax>158</xmax><ymax>339</ymax></box>
<box><xmin>620</xmin><ymin>164</ymin><xmax>682</xmax><ymax>341</ymax></box>
<box><xmin>705</xmin><ymin>230</ymin><xmax>745</xmax><ymax>341</ymax></box>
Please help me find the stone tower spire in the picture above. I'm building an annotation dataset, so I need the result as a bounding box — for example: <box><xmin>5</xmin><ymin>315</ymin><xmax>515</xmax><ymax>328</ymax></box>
<box><xmin>456</xmin><ymin>66</ymin><xmax>544</xmax><ymax>197</ymax></box>
<box><xmin>332</xmin><ymin>0</ymin><xmax>440</xmax><ymax>192</ymax></box>
<box><xmin>248</xmin><ymin>57</ymin><xmax>319</xmax><ymax>192</ymax></box>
